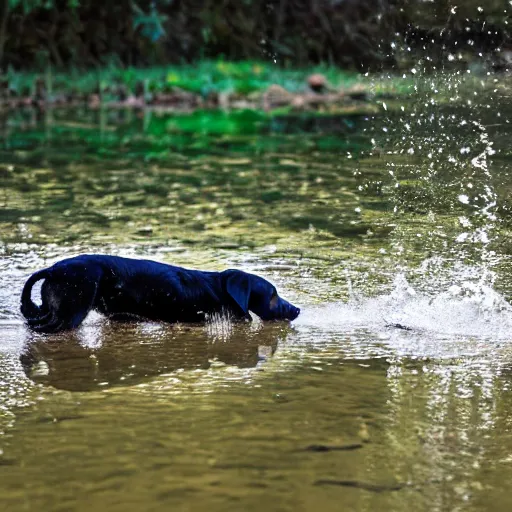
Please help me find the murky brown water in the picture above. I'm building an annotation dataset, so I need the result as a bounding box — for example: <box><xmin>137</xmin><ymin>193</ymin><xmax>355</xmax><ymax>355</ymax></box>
<box><xmin>2</xmin><ymin>73</ymin><xmax>512</xmax><ymax>511</ymax></box>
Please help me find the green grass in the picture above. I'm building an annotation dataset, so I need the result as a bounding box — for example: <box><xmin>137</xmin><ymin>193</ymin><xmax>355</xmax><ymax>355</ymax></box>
<box><xmin>4</xmin><ymin>60</ymin><xmax>362</xmax><ymax>98</ymax></box>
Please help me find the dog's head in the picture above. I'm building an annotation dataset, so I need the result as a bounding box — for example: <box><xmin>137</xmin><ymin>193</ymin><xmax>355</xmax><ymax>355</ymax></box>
<box><xmin>223</xmin><ymin>270</ymin><xmax>300</xmax><ymax>321</ymax></box>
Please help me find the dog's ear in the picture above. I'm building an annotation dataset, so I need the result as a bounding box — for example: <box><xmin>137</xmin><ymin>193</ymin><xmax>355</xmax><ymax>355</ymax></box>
<box><xmin>225</xmin><ymin>271</ymin><xmax>251</xmax><ymax>315</ymax></box>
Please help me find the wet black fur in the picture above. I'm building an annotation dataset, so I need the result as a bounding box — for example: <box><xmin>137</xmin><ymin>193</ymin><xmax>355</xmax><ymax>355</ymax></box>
<box><xmin>20</xmin><ymin>254</ymin><xmax>300</xmax><ymax>334</ymax></box>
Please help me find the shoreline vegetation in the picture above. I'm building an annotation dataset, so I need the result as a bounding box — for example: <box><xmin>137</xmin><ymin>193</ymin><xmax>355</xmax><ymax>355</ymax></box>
<box><xmin>0</xmin><ymin>59</ymin><xmax>503</xmax><ymax>124</ymax></box>
<box><xmin>2</xmin><ymin>2</ymin><xmax>511</xmax><ymax>118</ymax></box>
<box><xmin>0</xmin><ymin>61</ymin><xmax>394</xmax><ymax>116</ymax></box>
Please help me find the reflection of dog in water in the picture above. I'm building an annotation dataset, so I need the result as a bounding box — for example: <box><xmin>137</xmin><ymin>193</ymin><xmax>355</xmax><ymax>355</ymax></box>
<box><xmin>20</xmin><ymin>321</ymin><xmax>293</xmax><ymax>392</ymax></box>
<box><xmin>20</xmin><ymin>254</ymin><xmax>300</xmax><ymax>333</ymax></box>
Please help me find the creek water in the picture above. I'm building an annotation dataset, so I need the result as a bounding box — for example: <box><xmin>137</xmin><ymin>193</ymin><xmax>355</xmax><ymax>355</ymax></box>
<box><xmin>2</xmin><ymin>73</ymin><xmax>512</xmax><ymax>511</ymax></box>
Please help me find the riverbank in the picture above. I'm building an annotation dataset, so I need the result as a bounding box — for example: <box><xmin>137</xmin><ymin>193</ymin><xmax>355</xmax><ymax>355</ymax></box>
<box><xmin>1</xmin><ymin>61</ymin><xmax>407</xmax><ymax>116</ymax></box>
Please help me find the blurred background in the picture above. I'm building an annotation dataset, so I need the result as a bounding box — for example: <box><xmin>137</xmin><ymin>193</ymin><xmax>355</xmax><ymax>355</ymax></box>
<box><xmin>1</xmin><ymin>0</ymin><xmax>511</xmax><ymax>71</ymax></box>
<box><xmin>1</xmin><ymin>0</ymin><xmax>512</xmax><ymax>105</ymax></box>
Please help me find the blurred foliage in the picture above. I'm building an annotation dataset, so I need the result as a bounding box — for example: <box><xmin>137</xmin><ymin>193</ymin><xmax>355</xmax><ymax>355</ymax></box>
<box><xmin>2</xmin><ymin>59</ymin><xmax>362</xmax><ymax>99</ymax></box>
<box><xmin>0</xmin><ymin>1</ymin><xmax>511</xmax><ymax>74</ymax></box>
<box><xmin>3</xmin><ymin>0</ymin><xmax>510</xmax><ymax>73</ymax></box>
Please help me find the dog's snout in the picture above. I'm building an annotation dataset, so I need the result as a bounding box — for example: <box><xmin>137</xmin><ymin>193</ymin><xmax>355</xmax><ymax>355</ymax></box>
<box><xmin>289</xmin><ymin>306</ymin><xmax>300</xmax><ymax>320</ymax></box>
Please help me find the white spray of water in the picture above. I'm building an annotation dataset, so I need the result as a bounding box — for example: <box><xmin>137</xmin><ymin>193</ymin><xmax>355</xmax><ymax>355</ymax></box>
<box><xmin>294</xmin><ymin>271</ymin><xmax>512</xmax><ymax>342</ymax></box>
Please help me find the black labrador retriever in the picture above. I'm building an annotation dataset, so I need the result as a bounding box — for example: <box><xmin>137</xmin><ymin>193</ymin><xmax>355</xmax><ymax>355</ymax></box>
<box><xmin>20</xmin><ymin>254</ymin><xmax>300</xmax><ymax>333</ymax></box>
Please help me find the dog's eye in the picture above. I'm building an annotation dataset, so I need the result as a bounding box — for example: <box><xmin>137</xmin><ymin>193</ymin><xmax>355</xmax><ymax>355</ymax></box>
<box><xmin>269</xmin><ymin>292</ymin><xmax>278</xmax><ymax>309</ymax></box>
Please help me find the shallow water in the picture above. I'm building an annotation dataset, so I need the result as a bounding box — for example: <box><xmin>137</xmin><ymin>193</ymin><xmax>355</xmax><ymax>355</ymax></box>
<box><xmin>3</xmin><ymin>74</ymin><xmax>512</xmax><ymax>511</ymax></box>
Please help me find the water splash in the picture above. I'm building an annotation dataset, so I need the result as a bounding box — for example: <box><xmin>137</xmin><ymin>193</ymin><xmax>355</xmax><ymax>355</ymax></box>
<box><xmin>294</xmin><ymin>270</ymin><xmax>512</xmax><ymax>341</ymax></box>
